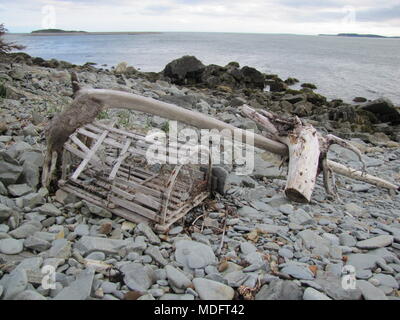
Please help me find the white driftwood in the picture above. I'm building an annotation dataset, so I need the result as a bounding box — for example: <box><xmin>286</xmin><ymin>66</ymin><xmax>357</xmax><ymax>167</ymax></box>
<box><xmin>240</xmin><ymin>105</ymin><xmax>400</xmax><ymax>199</ymax></box>
<box><xmin>282</xmin><ymin>126</ymin><xmax>320</xmax><ymax>202</ymax></box>
<box><xmin>241</xmin><ymin>105</ymin><xmax>321</xmax><ymax>202</ymax></box>
<box><xmin>327</xmin><ymin>160</ymin><xmax>399</xmax><ymax>191</ymax></box>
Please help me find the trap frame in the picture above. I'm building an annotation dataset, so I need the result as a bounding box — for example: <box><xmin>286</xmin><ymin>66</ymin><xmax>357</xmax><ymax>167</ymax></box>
<box><xmin>58</xmin><ymin>121</ymin><xmax>212</xmax><ymax>232</ymax></box>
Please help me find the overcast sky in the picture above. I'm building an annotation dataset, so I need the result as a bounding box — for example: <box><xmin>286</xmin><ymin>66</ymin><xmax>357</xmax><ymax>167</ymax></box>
<box><xmin>2</xmin><ymin>0</ymin><xmax>399</xmax><ymax>36</ymax></box>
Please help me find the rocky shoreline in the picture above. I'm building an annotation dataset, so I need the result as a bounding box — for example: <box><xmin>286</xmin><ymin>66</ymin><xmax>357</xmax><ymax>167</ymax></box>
<box><xmin>0</xmin><ymin>52</ymin><xmax>399</xmax><ymax>300</ymax></box>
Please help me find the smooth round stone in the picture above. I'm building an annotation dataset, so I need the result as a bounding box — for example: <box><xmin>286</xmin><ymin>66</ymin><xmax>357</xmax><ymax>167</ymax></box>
<box><xmin>368</xmin><ymin>278</ymin><xmax>380</xmax><ymax>286</ymax></box>
<box><xmin>303</xmin><ymin>287</ymin><xmax>331</xmax><ymax>300</ymax></box>
<box><xmin>56</xmin><ymin>216</ymin><xmax>65</xmax><ymax>224</ymax></box>
<box><xmin>278</xmin><ymin>248</ymin><xmax>294</xmax><ymax>259</ymax></box>
<box><xmin>193</xmin><ymin>278</ymin><xmax>234</xmax><ymax>300</ymax></box>
<box><xmin>318</xmin><ymin>218</ymin><xmax>330</xmax><ymax>226</ymax></box>
<box><xmin>240</xmin><ymin>242</ymin><xmax>257</xmax><ymax>255</ymax></box>
<box><xmin>74</xmin><ymin>224</ymin><xmax>90</xmax><ymax>237</ymax></box>
<box><xmin>208</xmin><ymin>212</ymin><xmax>220</xmax><ymax>219</ymax></box>
<box><xmin>126</xmin><ymin>252</ymin><xmax>140</xmax><ymax>261</ymax></box>
<box><xmin>264</xmin><ymin>242</ymin><xmax>280</xmax><ymax>250</ymax></box>
<box><xmin>86</xmin><ymin>251</ymin><xmax>106</xmax><ymax>261</ymax></box>
<box><xmin>356</xmin><ymin>269</ymin><xmax>373</xmax><ymax>280</ymax></box>
<box><xmin>0</xmin><ymin>238</ymin><xmax>24</xmax><ymax>254</ymax></box>
<box><xmin>322</xmin><ymin>233</ymin><xmax>340</xmax><ymax>246</ymax></box>
<box><xmin>157</xmin><ymin>280</ymin><xmax>169</xmax><ymax>286</ymax></box>
<box><xmin>279</xmin><ymin>204</ymin><xmax>294</xmax><ymax>215</ymax></box>
<box><xmin>168</xmin><ymin>226</ymin><xmax>183</xmax><ymax>235</ymax></box>
<box><xmin>0</xmin><ymin>224</ymin><xmax>10</xmax><ymax>233</ymax></box>
<box><xmin>139</xmin><ymin>255</ymin><xmax>152</xmax><ymax>263</ymax></box>
<box><xmin>288</xmin><ymin>223</ymin><xmax>304</xmax><ymax>231</ymax></box>
<box><xmin>226</xmin><ymin>218</ymin><xmax>240</xmax><ymax>226</ymax></box>
<box><xmin>101</xmin><ymin>281</ymin><xmax>118</xmax><ymax>294</ymax></box>
<box><xmin>14</xmin><ymin>290</ymin><xmax>47</xmax><ymax>300</ymax></box>
<box><xmin>356</xmin><ymin>235</ymin><xmax>394</xmax><ymax>249</ymax></box>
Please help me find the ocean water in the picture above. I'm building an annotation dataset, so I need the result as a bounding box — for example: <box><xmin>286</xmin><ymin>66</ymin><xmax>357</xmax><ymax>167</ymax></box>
<box><xmin>5</xmin><ymin>32</ymin><xmax>400</xmax><ymax>104</ymax></box>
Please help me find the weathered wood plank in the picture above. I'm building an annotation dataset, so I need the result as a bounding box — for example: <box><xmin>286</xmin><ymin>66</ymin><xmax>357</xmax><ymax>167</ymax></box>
<box><xmin>108</xmin><ymin>139</ymin><xmax>131</xmax><ymax>180</ymax></box>
<box><xmin>71</xmin><ymin>130</ymin><xmax>109</xmax><ymax>180</ymax></box>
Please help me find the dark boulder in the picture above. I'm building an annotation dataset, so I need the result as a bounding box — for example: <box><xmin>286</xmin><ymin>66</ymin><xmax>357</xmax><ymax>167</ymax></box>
<box><xmin>230</xmin><ymin>96</ymin><xmax>247</xmax><ymax>107</ymax></box>
<box><xmin>0</xmin><ymin>152</ymin><xmax>23</xmax><ymax>186</ymax></box>
<box><xmin>255</xmin><ymin>279</ymin><xmax>303</xmax><ymax>300</ymax></box>
<box><xmin>158</xmin><ymin>94</ymin><xmax>199</xmax><ymax>109</ymax></box>
<box><xmin>293</xmin><ymin>101</ymin><xmax>314</xmax><ymax>117</ymax></box>
<box><xmin>301</xmin><ymin>83</ymin><xmax>317</xmax><ymax>90</ymax></box>
<box><xmin>282</xmin><ymin>94</ymin><xmax>305</xmax><ymax>104</ymax></box>
<box><xmin>304</xmin><ymin>91</ymin><xmax>327</xmax><ymax>107</ymax></box>
<box><xmin>284</xmin><ymin>77</ymin><xmax>299</xmax><ymax>85</ymax></box>
<box><xmin>328</xmin><ymin>105</ymin><xmax>376</xmax><ymax>126</ymax></box>
<box><xmin>240</xmin><ymin>66</ymin><xmax>265</xmax><ymax>90</ymax></box>
<box><xmin>226</xmin><ymin>61</ymin><xmax>240</xmax><ymax>68</ymax></box>
<box><xmin>227</xmin><ymin>67</ymin><xmax>243</xmax><ymax>82</ymax></box>
<box><xmin>267</xmin><ymin>79</ymin><xmax>287</xmax><ymax>92</ymax></box>
<box><xmin>353</xmin><ymin>97</ymin><xmax>367</xmax><ymax>103</ymax></box>
<box><xmin>163</xmin><ymin>55</ymin><xmax>205</xmax><ymax>85</ymax></box>
<box><xmin>359</xmin><ymin>98</ymin><xmax>400</xmax><ymax>124</ymax></box>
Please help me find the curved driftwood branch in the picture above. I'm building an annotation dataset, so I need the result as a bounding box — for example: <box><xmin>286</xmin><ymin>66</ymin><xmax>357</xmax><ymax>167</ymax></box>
<box><xmin>45</xmin><ymin>88</ymin><xmax>286</xmax><ymax>156</ymax></box>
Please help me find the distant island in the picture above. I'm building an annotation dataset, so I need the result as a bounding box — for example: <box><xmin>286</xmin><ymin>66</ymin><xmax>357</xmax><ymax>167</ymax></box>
<box><xmin>31</xmin><ymin>29</ymin><xmax>87</xmax><ymax>34</ymax></box>
<box><xmin>28</xmin><ymin>29</ymin><xmax>161</xmax><ymax>36</ymax></box>
<box><xmin>319</xmin><ymin>33</ymin><xmax>400</xmax><ymax>39</ymax></box>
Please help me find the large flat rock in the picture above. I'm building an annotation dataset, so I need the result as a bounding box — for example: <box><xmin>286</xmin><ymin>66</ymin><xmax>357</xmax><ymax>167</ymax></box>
<box><xmin>356</xmin><ymin>235</ymin><xmax>393</xmax><ymax>249</ymax></box>
<box><xmin>175</xmin><ymin>240</ymin><xmax>216</xmax><ymax>270</ymax></box>
<box><xmin>75</xmin><ymin>236</ymin><xmax>133</xmax><ymax>255</ymax></box>
<box><xmin>193</xmin><ymin>278</ymin><xmax>234</xmax><ymax>300</ymax></box>
<box><xmin>54</xmin><ymin>268</ymin><xmax>95</xmax><ymax>300</ymax></box>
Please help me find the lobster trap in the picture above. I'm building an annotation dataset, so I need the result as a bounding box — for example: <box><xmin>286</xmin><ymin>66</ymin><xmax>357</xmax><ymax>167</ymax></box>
<box><xmin>58</xmin><ymin>121</ymin><xmax>212</xmax><ymax>232</ymax></box>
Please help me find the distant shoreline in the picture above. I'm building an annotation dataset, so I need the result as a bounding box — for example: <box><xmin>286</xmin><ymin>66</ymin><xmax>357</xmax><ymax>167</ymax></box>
<box><xmin>10</xmin><ymin>31</ymin><xmax>163</xmax><ymax>36</ymax></box>
<box><xmin>319</xmin><ymin>33</ymin><xmax>400</xmax><ymax>39</ymax></box>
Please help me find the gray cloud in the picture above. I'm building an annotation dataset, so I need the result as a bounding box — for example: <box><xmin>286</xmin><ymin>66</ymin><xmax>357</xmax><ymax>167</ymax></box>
<box><xmin>356</xmin><ymin>5</ymin><xmax>400</xmax><ymax>22</ymax></box>
<box><xmin>279</xmin><ymin>0</ymin><xmax>344</xmax><ymax>8</ymax></box>
<box><xmin>141</xmin><ymin>5</ymin><xmax>174</xmax><ymax>15</ymax></box>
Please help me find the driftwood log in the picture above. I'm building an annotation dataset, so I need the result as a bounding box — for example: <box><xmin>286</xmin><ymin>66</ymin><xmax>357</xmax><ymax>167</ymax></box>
<box><xmin>42</xmin><ymin>78</ymin><xmax>399</xmax><ymax>202</ymax></box>
<box><xmin>241</xmin><ymin>106</ymin><xmax>368</xmax><ymax>202</ymax></box>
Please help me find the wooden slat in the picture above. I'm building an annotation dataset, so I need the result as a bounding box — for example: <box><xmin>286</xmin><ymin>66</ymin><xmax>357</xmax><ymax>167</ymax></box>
<box><xmin>61</xmin><ymin>184</ymin><xmax>150</xmax><ymax>225</ymax></box>
<box><xmin>71</xmin><ymin>130</ymin><xmax>109</xmax><ymax>180</ymax></box>
<box><xmin>133</xmin><ymin>192</ymin><xmax>162</xmax><ymax>211</ymax></box>
<box><xmin>64</xmin><ymin>143</ymin><xmax>106</xmax><ymax>172</ymax></box>
<box><xmin>155</xmin><ymin>192</ymin><xmax>209</xmax><ymax>232</ymax></box>
<box><xmin>81</xmin><ymin>176</ymin><xmax>163</xmax><ymax>211</ymax></box>
<box><xmin>83</xmin><ymin>170</ymin><xmax>180</xmax><ymax>210</ymax></box>
<box><xmin>70</xmin><ymin>134</ymin><xmax>91</xmax><ymax>153</ymax></box>
<box><xmin>111</xmin><ymin>169</ymin><xmax>185</xmax><ymax>202</ymax></box>
<box><xmin>77</xmin><ymin>128</ymin><xmax>99</xmax><ymax>139</ymax></box>
<box><xmin>61</xmin><ymin>149</ymin><xmax>68</xmax><ymax>181</ymax></box>
<box><xmin>139</xmin><ymin>172</ymin><xmax>159</xmax><ymax>185</ymax></box>
<box><xmin>109</xmin><ymin>196</ymin><xmax>160</xmax><ymax>222</ymax></box>
<box><xmin>108</xmin><ymin>139</ymin><xmax>131</xmax><ymax>180</ymax></box>
<box><xmin>92</xmin><ymin>122</ymin><xmax>147</xmax><ymax>141</ymax></box>
<box><xmin>166</xmin><ymin>192</ymin><xmax>209</xmax><ymax>223</ymax></box>
<box><xmin>87</xmin><ymin>123</ymin><xmax>144</xmax><ymax>146</ymax></box>
<box><xmin>70</xmin><ymin>134</ymin><xmax>101</xmax><ymax>163</ymax></box>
